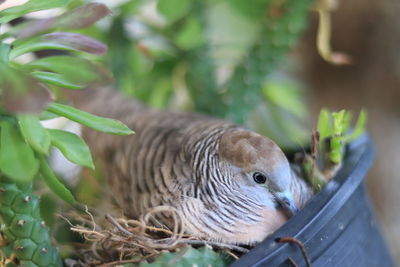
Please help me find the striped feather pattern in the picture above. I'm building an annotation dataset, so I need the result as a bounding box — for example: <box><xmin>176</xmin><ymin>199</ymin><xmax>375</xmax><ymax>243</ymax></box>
<box><xmin>72</xmin><ymin>87</ymin><xmax>312</xmax><ymax>244</ymax></box>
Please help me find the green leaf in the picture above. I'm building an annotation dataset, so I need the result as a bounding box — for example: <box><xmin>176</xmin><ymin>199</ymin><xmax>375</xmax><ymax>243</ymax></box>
<box><xmin>48</xmin><ymin>129</ymin><xmax>94</xmax><ymax>169</ymax></box>
<box><xmin>18</xmin><ymin>114</ymin><xmax>51</xmax><ymax>154</ymax></box>
<box><xmin>39</xmin><ymin>111</ymin><xmax>60</xmax><ymax>121</ymax></box>
<box><xmin>0</xmin><ymin>43</ymin><xmax>11</xmax><ymax>63</ymax></box>
<box><xmin>0</xmin><ymin>63</ymin><xmax>51</xmax><ymax>114</ymax></box>
<box><xmin>10</xmin><ymin>32</ymin><xmax>107</xmax><ymax>59</ymax></box>
<box><xmin>31</xmin><ymin>71</ymin><xmax>82</xmax><ymax>89</ymax></box>
<box><xmin>0</xmin><ymin>0</ymin><xmax>70</xmax><ymax>24</ymax></box>
<box><xmin>38</xmin><ymin>155</ymin><xmax>76</xmax><ymax>204</ymax></box>
<box><xmin>0</xmin><ymin>121</ymin><xmax>39</xmax><ymax>182</ymax></box>
<box><xmin>262</xmin><ymin>80</ymin><xmax>307</xmax><ymax>118</ymax></box>
<box><xmin>174</xmin><ymin>18</ymin><xmax>203</xmax><ymax>50</ymax></box>
<box><xmin>148</xmin><ymin>77</ymin><xmax>172</xmax><ymax>108</ymax></box>
<box><xmin>317</xmin><ymin>109</ymin><xmax>332</xmax><ymax>141</ymax></box>
<box><xmin>26</xmin><ymin>56</ymin><xmax>108</xmax><ymax>87</ymax></box>
<box><xmin>55</xmin><ymin>3</ymin><xmax>111</xmax><ymax>29</ymax></box>
<box><xmin>228</xmin><ymin>0</ymin><xmax>270</xmax><ymax>20</ymax></box>
<box><xmin>347</xmin><ymin>109</ymin><xmax>367</xmax><ymax>142</ymax></box>
<box><xmin>332</xmin><ymin>110</ymin><xmax>346</xmax><ymax>136</ymax></box>
<box><xmin>249</xmin><ymin>103</ymin><xmax>309</xmax><ymax>150</ymax></box>
<box><xmin>14</xmin><ymin>3</ymin><xmax>111</xmax><ymax>40</ymax></box>
<box><xmin>47</xmin><ymin>102</ymin><xmax>134</xmax><ymax>135</ymax></box>
<box><xmin>157</xmin><ymin>0</ymin><xmax>190</xmax><ymax>22</ymax></box>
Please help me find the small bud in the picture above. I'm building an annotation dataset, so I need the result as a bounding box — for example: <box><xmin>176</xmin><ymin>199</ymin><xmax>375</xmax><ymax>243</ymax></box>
<box><xmin>16</xmin><ymin>246</ymin><xmax>24</xmax><ymax>251</ymax></box>
<box><xmin>24</xmin><ymin>196</ymin><xmax>31</xmax><ymax>203</ymax></box>
<box><xmin>40</xmin><ymin>221</ymin><xmax>46</xmax><ymax>228</ymax></box>
<box><xmin>41</xmin><ymin>247</ymin><xmax>48</xmax><ymax>253</ymax></box>
<box><xmin>17</xmin><ymin>220</ymin><xmax>25</xmax><ymax>227</ymax></box>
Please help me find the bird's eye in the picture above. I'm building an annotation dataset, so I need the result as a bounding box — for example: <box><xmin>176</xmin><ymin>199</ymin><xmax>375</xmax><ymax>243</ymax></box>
<box><xmin>253</xmin><ymin>172</ymin><xmax>267</xmax><ymax>184</ymax></box>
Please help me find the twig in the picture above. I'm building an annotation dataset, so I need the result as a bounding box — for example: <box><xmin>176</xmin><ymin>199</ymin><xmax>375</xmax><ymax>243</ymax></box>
<box><xmin>124</xmin><ymin>219</ymin><xmax>177</xmax><ymax>236</ymax></box>
<box><xmin>91</xmin><ymin>240</ymin><xmax>104</xmax><ymax>261</ymax></box>
<box><xmin>58</xmin><ymin>214</ymin><xmax>76</xmax><ymax>228</ymax></box>
<box><xmin>277</xmin><ymin>237</ymin><xmax>312</xmax><ymax>267</ymax></box>
<box><xmin>310</xmin><ymin>130</ymin><xmax>321</xmax><ymax>191</ymax></box>
<box><xmin>288</xmin><ymin>257</ymin><xmax>299</xmax><ymax>267</ymax></box>
<box><xmin>70</xmin><ymin>227</ymin><xmax>106</xmax><ymax>238</ymax></box>
<box><xmin>311</xmin><ymin>130</ymin><xmax>320</xmax><ymax>159</ymax></box>
<box><xmin>69</xmin><ymin>205</ymin><xmax>247</xmax><ymax>265</ymax></box>
<box><xmin>105</xmin><ymin>214</ymin><xmax>133</xmax><ymax>237</ymax></box>
<box><xmin>141</xmin><ymin>205</ymin><xmax>184</xmax><ymax>247</ymax></box>
<box><xmin>314</xmin><ymin>0</ymin><xmax>351</xmax><ymax>65</ymax></box>
<box><xmin>296</xmin><ymin>153</ymin><xmax>326</xmax><ymax>192</ymax></box>
<box><xmin>84</xmin><ymin>205</ymin><xmax>97</xmax><ymax>232</ymax></box>
<box><xmin>223</xmin><ymin>248</ymin><xmax>240</xmax><ymax>260</ymax></box>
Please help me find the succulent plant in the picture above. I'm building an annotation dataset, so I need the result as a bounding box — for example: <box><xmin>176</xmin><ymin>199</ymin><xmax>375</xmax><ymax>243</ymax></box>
<box><xmin>0</xmin><ymin>183</ymin><xmax>62</xmax><ymax>266</ymax></box>
<box><xmin>139</xmin><ymin>246</ymin><xmax>233</xmax><ymax>267</ymax></box>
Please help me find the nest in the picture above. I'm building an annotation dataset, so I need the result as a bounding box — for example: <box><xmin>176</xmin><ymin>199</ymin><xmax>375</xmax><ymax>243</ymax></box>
<box><xmin>63</xmin><ymin>205</ymin><xmax>249</xmax><ymax>266</ymax></box>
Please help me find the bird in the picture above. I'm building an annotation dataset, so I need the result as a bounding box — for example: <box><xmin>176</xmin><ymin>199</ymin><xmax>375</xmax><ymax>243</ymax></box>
<box><xmin>71</xmin><ymin>87</ymin><xmax>313</xmax><ymax>245</ymax></box>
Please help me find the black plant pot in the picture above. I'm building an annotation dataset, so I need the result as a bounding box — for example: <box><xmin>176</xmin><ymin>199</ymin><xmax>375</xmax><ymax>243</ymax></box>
<box><xmin>232</xmin><ymin>135</ymin><xmax>394</xmax><ymax>267</ymax></box>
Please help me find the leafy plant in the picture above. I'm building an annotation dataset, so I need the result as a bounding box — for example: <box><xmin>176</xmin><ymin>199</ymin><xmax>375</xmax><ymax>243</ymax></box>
<box><xmin>317</xmin><ymin>109</ymin><xmax>367</xmax><ymax>165</ymax></box>
<box><xmin>98</xmin><ymin>0</ymin><xmax>313</xmax><ymax>147</ymax></box>
<box><xmin>298</xmin><ymin>109</ymin><xmax>367</xmax><ymax>192</ymax></box>
<box><xmin>0</xmin><ymin>1</ymin><xmax>133</xmax><ymax>264</ymax></box>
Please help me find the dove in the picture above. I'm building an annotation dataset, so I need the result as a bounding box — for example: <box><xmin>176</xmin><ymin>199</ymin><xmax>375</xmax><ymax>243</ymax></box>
<box><xmin>71</xmin><ymin>87</ymin><xmax>312</xmax><ymax>244</ymax></box>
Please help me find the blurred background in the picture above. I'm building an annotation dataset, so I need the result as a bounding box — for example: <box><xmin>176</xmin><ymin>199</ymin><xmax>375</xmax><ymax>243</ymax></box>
<box><xmin>2</xmin><ymin>0</ymin><xmax>399</xmax><ymax>263</ymax></box>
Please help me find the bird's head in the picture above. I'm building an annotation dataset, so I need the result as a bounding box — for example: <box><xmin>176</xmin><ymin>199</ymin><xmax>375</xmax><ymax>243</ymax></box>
<box><xmin>180</xmin><ymin>129</ymin><xmax>303</xmax><ymax>244</ymax></box>
<box><xmin>219</xmin><ymin>130</ymin><xmax>298</xmax><ymax>217</ymax></box>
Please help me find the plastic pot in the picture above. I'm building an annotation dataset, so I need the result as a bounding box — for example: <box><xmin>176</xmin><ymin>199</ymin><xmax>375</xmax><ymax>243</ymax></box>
<box><xmin>232</xmin><ymin>135</ymin><xmax>394</xmax><ymax>267</ymax></box>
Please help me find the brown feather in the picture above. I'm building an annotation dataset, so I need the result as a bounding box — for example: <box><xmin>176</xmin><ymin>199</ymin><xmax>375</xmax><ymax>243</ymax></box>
<box><xmin>70</xmin><ymin>87</ymin><xmax>313</xmax><ymax>244</ymax></box>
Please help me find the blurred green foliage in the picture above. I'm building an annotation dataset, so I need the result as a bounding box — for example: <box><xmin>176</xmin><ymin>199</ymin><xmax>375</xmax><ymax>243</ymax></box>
<box><xmin>88</xmin><ymin>0</ymin><xmax>313</xmax><ymax>149</ymax></box>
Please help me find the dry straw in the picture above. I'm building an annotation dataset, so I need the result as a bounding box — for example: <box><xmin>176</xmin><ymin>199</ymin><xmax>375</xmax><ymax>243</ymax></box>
<box><xmin>63</xmin><ymin>205</ymin><xmax>247</xmax><ymax>266</ymax></box>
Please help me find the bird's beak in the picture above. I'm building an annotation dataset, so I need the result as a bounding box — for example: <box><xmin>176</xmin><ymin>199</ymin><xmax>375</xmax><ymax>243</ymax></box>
<box><xmin>274</xmin><ymin>191</ymin><xmax>298</xmax><ymax>218</ymax></box>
